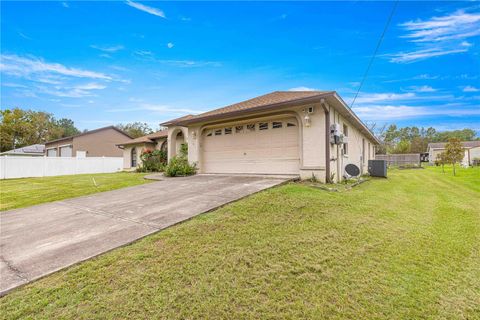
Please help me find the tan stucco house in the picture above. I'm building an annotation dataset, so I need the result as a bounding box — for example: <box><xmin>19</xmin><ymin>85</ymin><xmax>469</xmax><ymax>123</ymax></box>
<box><xmin>428</xmin><ymin>141</ymin><xmax>480</xmax><ymax>166</ymax></box>
<box><xmin>117</xmin><ymin>130</ymin><xmax>168</xmax><ymax>169</ymax></box>
<box><xmin>119</xmin><ymin>91</ymin><xmax>379</xmax><ymax>182</ymax></box>
<box><xmin>45</xmin><ymin>126</ymin><xmax>132</xmax><ymax>158</ymax></box>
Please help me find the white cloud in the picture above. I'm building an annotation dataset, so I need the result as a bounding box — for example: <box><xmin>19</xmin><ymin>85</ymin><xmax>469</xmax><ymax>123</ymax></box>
<box><xmin>61</xmin><ymin>2</ymin><xmax>69</xmax><ymax>8</ymax></box>
<box><xmin>107</xmin><ymin>104</ymin><xmax>204</xmax><ymax>115</ymax></box>
<box><xmin>133</xmin><ymin>50</ymin><xmax>221</xmax><ymax>68</ymax></box>
<box><xmin>37</xmin><ymin>82</ymin><xmax>107</xmax><ymax>98</ymax></box>
<box><xmin>388</xmin><ymin>47</ymin><xmax>467</xmax><ymax>63</ymax></box>
<box><xmin>0</xmin><ymin>54</ymin><xmax>114</xmax><ymax>99</ymax></box>
<box><xmin>408</xmin><ymin>85</ymin><xmax>437</xmax><ymax>92</ymax></box>
<box><xmin>167</xmin><ymin>42</ymin><xmax>174</xmax><ymax>49</ymax></box>
<box><xmin>353</xmin><ymin>104</ymin><xmax>480</xmax><ymax>120</ymax></box>
<box><xmin>352</xmin><ymin>92</ymin><xmax>416</xmax><ymax>104</ymax></box>
<box><xmin>90</xmin><ymin>45</ymin><xmax>124</xmax><ymax>53</ymax></box>
<box><xmin>414</xmin><ymin>74</ymin><xmax>439</xmax><ymax>80</ymax></box>
<box><xmin>390</xmin><ymin>9</ymin><xmax>479</xmax><ymax>63</ymax></box>
<box><xmin>18</xmin><ymin>32</ymin><xmax>31</xmax><ymax>40</ymax></box>
<box><xmin>400</xmin><ymin>9</ymin><xmax>480</xmax><ymax>42</ymax></box>
<box><xmin>2</xmin><ymin>82</ymin><xmax>27</xmax><ymax>88</ymax></box>
<box><xmin>1</xmin><ymin>54</ymin><xmax>111</xmax><ymax>80</ymax></box>
<box><xmin>463</xmin><ymin>85</ymin><xmax>479</xmax><ymax>92</ymax></box>
<box><xmin>125</xmin><ymin>1</ymin><xmax>165</xmax><ymax>18</ymax></box>
<box><xmin>288</xmin><ymin>86</ymin><xmax>317</xmax><ymax>92</ymax></box>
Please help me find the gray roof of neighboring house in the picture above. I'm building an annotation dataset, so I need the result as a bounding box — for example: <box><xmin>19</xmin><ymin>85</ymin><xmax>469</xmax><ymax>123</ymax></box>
<box><xmin>1</xmin><ymin>144</ymin><xmax>45</xmax><ymax>155</ymax></box>
<box><xmin>428</xmin><ymin>141</ymin><xmax>480</xmax><ymax>149</ymax></box>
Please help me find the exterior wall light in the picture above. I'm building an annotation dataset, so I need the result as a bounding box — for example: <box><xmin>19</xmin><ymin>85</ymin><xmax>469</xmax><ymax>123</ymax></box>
<box><xmin>304</xmin><ymin>113</ymin><xmax>311</xmax><ymax>127</ymax></box>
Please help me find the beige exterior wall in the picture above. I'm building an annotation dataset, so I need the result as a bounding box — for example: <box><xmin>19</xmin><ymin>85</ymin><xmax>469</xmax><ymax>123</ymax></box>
<box><xmin>122</xmin><ymin>143</ymin><xmax>151</xmax><ymax>169</ymax></box>
<box><xmin>327</xmin><ymin>110</ymin><xmax>373</xmax><ymax>182</ymax></box>
<box><xmin>73</xmin><ymin>128</ymin><xmax>128</xmax><ymax>157</ymax></box>
<box><xmin>121</xmin><ymin>138</ymin><xmax>166</xmax><ymax>169</ymax></box>
<box><xmin>470</xmin><ymin>147</ymin><xmax>480</xmax><ymax>163</ymax></box>
<box><xmin>429</xmin><ymin>147</ymin><xmax>470</xmax><ymax>166</ymax></box>
<box><xmin>46</xmin><ymin>128</ymin><xmax>131</xmax><ymax>158</ymax></box>
<box><xmin>167</xmin><ymin>101</ymin><xmax>377</xmax><ymax>182</ymax></box>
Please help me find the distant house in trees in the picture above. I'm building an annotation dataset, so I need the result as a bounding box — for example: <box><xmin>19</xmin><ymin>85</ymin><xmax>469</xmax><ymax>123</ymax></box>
<box><xmin>427</xmin><ymin>141</ymin><xmax>480</xmax><ymax>166</ymax></box>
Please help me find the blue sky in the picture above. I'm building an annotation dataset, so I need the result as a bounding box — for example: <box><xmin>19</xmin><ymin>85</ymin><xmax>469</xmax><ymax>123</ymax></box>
<box><xmin>1</xmin><ymin>1</ymin><xmax>479</xmax><ymax>133</ymax></box>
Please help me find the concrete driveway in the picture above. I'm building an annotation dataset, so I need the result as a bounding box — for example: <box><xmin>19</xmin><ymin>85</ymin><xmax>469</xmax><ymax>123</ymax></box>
<box><xmin>0</xmin><ymin>175</ymin><xmax>291</xmax><ymax>295</ymax></box>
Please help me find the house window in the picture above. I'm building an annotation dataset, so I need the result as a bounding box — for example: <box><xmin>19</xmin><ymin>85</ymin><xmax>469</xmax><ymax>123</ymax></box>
<box><xmin>246</xmin><ymin>124</ymin><xmax>255</xmax><ymax>132</ymax></box>
<box><xmin>214</xmin><ymin>129</ymin><xmax>222</xmax><ymax>136</ymax></box>
<box><xmin>46</xmin><ymin>148</ymin><xmax>57</xmax><ymax>157</ymax></box>
<box><xmin>131</xmin><ymin>148</ymin><xmax>137</xmax><ymax>167</ymax></box>
<box><xmin>235</xmin><ymin>125</ymin><xmax>244</xmax><ymax>133</ymax></box>
<box><xmin>343</xmin><ymin>124</ymin><xmax>349</xmax><ymax>156</ymax></box>
<box><xmin>286</xmin><ymin>122</ymin><xmax>296</xmax><ymax>127</ymax></box>
<box><xmin>224</xmin><ymin>127</ymin><xmax>232</xmax><ymax>135</ymax></box>
<box><xmin>272</xmin><ymin>121</ymin><xmax>282</xmax><ymax>129</ymax></box>
<box><xmin>259</xmin><ymin>122</ymin><xmax>268</xmax><ymax>130</ymax></box>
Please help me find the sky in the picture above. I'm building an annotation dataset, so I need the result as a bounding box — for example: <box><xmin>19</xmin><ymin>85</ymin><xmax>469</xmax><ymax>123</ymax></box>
<box><xmin>1</xmin><ymin>1</ymin><xmax>479</xmax><ymax>134</ymax></box>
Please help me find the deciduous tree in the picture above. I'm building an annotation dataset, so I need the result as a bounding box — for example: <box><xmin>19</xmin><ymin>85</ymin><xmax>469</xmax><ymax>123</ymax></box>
<box><xmin>444</xmin><ymin>138</ymin><xmax>465</xmax><ymax>176</ymax></box>
<box><xmin>116</xmin><ymin>122</ymin><xmax>153</xmax><ymax>138</ymax></box>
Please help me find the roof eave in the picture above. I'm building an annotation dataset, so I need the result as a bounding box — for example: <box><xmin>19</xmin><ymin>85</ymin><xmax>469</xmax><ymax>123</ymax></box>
<box><xmin>168</xmin><ymin>92</ymin><xmax>335</xmax><ymax>126</ymax></box>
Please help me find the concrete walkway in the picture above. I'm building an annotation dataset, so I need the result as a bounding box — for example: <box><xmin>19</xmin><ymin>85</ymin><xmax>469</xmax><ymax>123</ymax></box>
<box><xmin>0</xmin><ymin>175</ymin><xmax>290</xmax><ymax>295</ymax></box>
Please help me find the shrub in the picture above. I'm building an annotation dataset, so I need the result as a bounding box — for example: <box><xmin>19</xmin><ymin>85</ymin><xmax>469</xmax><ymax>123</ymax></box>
<box><xmin>163</xmin><ymin>143</ymin><xmax>197</xmax><ymax>177</ymax></box>
<box><xmin>139</xmin><ymin>149</ymin><xmax>167</xmax><ymax>172</ymax></box>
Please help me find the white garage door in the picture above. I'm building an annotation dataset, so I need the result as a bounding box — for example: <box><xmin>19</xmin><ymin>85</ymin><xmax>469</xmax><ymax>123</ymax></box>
<box><xmin>201</xmin><ymin>118</ymin><xmax>300</xmax><ymax>174</ymax></box>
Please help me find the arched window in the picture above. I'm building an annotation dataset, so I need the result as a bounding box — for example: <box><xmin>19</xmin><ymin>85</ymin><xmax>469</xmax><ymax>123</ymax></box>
<box><xmin>131</xmin><ymin>148</ymin><xmax>137</xmax><ymax>167</ymax></box>
<box><xmin>160</xmin><ymin>140</ymin><xmax>168</xmax><ymax>153</ymax></box>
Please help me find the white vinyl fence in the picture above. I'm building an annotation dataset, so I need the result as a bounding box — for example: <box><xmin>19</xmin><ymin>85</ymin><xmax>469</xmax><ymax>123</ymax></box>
<box><xmin>0</xmin><ymin>156</ymin><xmax>124</xmax><ymax>179</ymax></box>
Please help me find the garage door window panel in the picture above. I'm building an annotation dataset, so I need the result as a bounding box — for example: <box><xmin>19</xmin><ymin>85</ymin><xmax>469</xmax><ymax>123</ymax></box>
<box><xmin>272</xmin><ymin>121</ymin><xmax>283</xmax><ymax>129</ymax></box>
<box><xmin>259</xmin><ymin>122</ymin><xmax>268</xmax><ymax>131</ymax></box>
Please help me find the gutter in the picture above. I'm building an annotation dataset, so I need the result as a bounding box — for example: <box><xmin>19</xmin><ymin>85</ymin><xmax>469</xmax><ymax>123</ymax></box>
<box><xmin>321</xmin><ymin>98</ymin><xmax>331</xmax><ymax>183</ymax></box>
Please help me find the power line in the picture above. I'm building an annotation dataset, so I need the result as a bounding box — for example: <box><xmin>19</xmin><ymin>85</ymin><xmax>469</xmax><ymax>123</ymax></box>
<box><xmin>350</xmin><ymin>0</ymin><xmax>399</xmax><ymax>109</ymax></box>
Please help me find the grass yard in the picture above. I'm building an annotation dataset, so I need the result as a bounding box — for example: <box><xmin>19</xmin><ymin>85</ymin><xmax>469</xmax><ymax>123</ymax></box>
<box><xmin>1</xmin><ymin>166</ymin><xmax>479</xmax><ymax>319</ymax></box>
<box><xmin>0</xmin><ymin>172</ymin><xmax>150</xmax><ymax>211</ymax></box>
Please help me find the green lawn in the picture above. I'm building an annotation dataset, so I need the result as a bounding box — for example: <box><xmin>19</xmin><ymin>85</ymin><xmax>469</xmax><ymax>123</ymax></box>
<box><xmin>0</xmin><ymin>172</ymin><xmax>150</xmax><ymax>211</ymax></box>
<box><xmin>1</xmin><ymin>167</ymin><xmax>479</xmax><ymax>319</ymax></box>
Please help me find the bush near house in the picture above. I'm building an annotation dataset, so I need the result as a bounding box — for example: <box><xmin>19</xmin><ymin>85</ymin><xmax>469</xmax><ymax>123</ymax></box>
<box><xmin>137</xmin><ymin>149</ymin><xmax>167</xmax><ymax>172</ymax></box>
<box><xmin>164</xmin><ymin>143</ymin><xmax>197</xmax><ymax>177</ymax></box>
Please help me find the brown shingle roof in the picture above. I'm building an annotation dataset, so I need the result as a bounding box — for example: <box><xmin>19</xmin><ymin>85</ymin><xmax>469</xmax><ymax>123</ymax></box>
<box><xmin>428</xmin><ymin>141</ymin><xmax>480</xmax><ymax>149</ymax></box>
<box><xmin>162</xmin><ymin>91</ymin><xmax>333</xmax><ymax>126</ymax></box>
<box><xmin>117</xmin><ymin>130</ymin><xmax>168</xmax><ymax>146</ymax></box>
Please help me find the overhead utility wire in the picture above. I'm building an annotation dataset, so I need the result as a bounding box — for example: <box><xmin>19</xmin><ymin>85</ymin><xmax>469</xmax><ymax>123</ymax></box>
<box><xmin>350</xmin><ymin>0</ymin><xmax>399</xmax><ymax>109</ymax></box>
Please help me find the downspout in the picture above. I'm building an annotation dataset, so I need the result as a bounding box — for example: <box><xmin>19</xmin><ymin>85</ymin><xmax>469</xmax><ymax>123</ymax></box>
<box><xmin>321</xmin><ymin>99</ymin><xmax>331</xmax><ymax>183</ymax></box>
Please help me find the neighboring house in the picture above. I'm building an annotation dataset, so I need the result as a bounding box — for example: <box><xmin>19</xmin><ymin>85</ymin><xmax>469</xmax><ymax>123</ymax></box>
<box><xmin>0</xmin><ymin>144</ymin><xmax>45</xmax><ymax>157</ymax></box>
<box><xmin>117</xmin><ymin>130</ymin><xmax>168</xmax><ymax>169</ymax></box>
<box><xmin>45</xmin><ymin>126</ymin><xmax>132</xmax><ymax>158</ymax></box>
<box><xmin>123</xmin><ymin>91</ymin><xmax>378</xmax><ymax>182</ymax></box>
<box><xmin>427</xmin><ymin>141</ymin><xmax>480</xmax><ymax>166</ymax></box>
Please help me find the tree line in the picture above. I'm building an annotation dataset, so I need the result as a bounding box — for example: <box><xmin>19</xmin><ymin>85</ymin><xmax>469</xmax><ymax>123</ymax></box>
<box><xmin>374</xmin><ymin>124</ymin><xmax>478</xmax><ymax>154</ymax></box>
<box><xmin>0</xmin><ymin>107</ymin><xmax>156</xmax><ymax>152</ymax></box>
